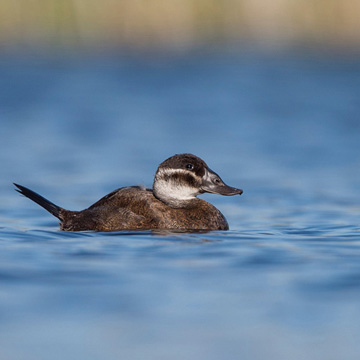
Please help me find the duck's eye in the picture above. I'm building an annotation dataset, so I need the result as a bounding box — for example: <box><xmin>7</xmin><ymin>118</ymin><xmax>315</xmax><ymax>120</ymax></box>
<box><xmin>186</xmin><ymin>164</ymin><xmax>194</xmax><ymax>170</ymax></box>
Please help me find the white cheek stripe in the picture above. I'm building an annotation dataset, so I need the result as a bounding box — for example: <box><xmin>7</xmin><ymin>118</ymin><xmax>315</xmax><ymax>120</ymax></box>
<box><xmin>156</xmin><ymin>168</ymin><xmax>189</xmax><ymax>176</ymax></box>
<box><xmin>156</xmin><ymin>180</ymin><xmax>198</xmax><ymax>200</ymax></box>
<box><xmin>154</xmin><ymin>168</ymin><xmax>200</xmax><ymax>201</ymax></box>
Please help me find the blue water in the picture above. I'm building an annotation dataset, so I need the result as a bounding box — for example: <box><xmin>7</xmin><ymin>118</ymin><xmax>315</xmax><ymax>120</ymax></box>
<box><xmin>1</xmin><ymin>50</ymin><xmax>360</xmax><ymax>359</ymax></box>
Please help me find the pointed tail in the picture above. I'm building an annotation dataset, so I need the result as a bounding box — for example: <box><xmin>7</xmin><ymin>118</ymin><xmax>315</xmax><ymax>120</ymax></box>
<box><xmin>14</xmin><ymin>183</ymin><xmax>62</xmax><ymax>220</ymax></box>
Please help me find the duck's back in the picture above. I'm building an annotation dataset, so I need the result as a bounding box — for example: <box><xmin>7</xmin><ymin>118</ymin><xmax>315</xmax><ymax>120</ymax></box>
<box><xmin>60</xmin><ymin>186</ymin><xmax>228</xmax><ymax>231</ymax></box>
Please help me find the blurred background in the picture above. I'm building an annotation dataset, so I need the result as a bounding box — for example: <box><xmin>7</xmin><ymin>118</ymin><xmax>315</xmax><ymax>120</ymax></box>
<box><xmin>1</xmin><ymin>0</ymin><xmax>360</xmax><ymax>51</ymax></box>
<box><xmin>1</xmin><ymin>2</ymin><xmax>360</xmax><ymax>360</ymax></box>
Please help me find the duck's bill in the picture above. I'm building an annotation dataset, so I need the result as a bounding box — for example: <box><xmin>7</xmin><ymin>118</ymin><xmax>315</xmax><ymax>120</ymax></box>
<box><xmin>203</xmin><ymin>185</ymin><xmax>243</xmax><ymax>196</ymax></box>
<box><xmin>201</xmin><ymin>168</ymin><xmax>243</xmax><ymax>196</ymax></box>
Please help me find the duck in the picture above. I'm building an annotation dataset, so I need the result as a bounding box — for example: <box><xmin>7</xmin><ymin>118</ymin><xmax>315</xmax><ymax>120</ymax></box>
<box><xmin>14</xmin><ymin>153</ymin><xmax>243</xmax><ymax>231</ymax></box>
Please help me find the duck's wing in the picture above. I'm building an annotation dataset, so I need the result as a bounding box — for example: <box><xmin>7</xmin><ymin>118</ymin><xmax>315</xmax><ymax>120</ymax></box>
<box><xmin>65</xmin><ymin>186</ymin><xmax>156</xmax><ymax>231</ymax></box>
<box><xmin>87</xmin><ymin>186</ymin><xmax>152</xmax><ymax>210</ymax></box>
<box><xmin>87</xmin><ymin>188</ymin><xmax>123</xmax><ymax>209</ymax></box>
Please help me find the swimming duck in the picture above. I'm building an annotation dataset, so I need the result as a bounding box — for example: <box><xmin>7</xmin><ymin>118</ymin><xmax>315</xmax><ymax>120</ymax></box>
<box><xmin>14</xmin><ymin>153</ymin><xmax>243</xmax><ymax>231</ymax></box>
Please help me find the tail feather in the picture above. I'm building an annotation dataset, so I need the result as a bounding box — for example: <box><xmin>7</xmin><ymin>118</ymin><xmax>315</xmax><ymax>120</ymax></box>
<box><xmin>14</xmin><ymin>183</ymin><xmax>62</xmax><ymax>220</ymax></box>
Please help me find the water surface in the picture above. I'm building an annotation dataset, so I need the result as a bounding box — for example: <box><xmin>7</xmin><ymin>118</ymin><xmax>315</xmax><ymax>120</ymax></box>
<box><xmin>1</xmin><ymin>50</ymin><xmax>360</xmax><ymax>359</ymax></box>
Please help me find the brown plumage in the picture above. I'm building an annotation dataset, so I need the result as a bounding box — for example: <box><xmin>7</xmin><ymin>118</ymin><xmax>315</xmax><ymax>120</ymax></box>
<box><xmin>14</xmin><ymin>154</ymin><xmax>243</xmax><ymax>232</ymax></box>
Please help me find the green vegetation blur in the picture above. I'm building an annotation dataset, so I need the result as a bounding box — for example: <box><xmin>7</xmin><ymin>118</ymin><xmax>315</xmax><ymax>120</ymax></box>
<box><xmin>1</xmin><ymin>0</ymin><xmax>359</xmax><ymax>50</ymax></box>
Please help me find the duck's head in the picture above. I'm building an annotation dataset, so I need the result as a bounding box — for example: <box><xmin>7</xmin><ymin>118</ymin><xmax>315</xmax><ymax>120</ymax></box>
<box><xmin>153</xmin><ymin>153</ymin><xmax>243</xmax><ymax>208</ymax></box>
